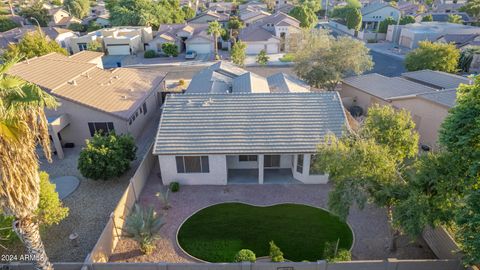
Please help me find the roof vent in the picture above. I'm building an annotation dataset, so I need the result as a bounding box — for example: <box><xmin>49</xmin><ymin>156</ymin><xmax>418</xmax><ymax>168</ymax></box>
<box><xmin>113</xmin><ymin>75</ymin><xmax>120</xmax><ymax>79</ymax></box>
<box><xmin>122</xmin><ymin>95</ymin><xmax>128</xmax><ymax>99</ymax></box>
<box><xmin>202</xmin><ymin>98</ymin><xmax>213</xmax><ymax>106</ymax></box>
<box><xmin>130</xmin><ymin>88</ymin><xmax>134</xmax><ymax>92</ymax></box>
<box><xmin>186</xmin><ymin>99</ymin><xmax>194</xmax><ymax>106</ymax></box>
<box><xmin>69</xmin><ymin>80</ymin><xmax>77</xmax><ymax>86</ymax></box>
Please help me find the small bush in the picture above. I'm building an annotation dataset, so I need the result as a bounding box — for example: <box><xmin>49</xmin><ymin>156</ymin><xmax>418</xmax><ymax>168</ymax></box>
<box><xmin>144</xmin><ymin>50</ymin><xmax>157</xmax><ymax>58</ymax></box>
<box><xmin>78</xmin><ymin>133</ymin><xmax>137</xmax><ymax>180</ymax></box>
<box><xmin>178</xmin><ymin>79</ymin><xmax>185</xmax><ymax>86</ymax></box>
<box><xmin>161</xmin><ymin>43</ymin><xmax>178</xmax><ymax>57</ymax></box>
<box><xmin>0</xmin><ymin>16</ymin><xmax>18</xmax><ymax>32</ymax></box>
<box><xmin>256</xmin><ymin>49</ymin><xmax>269</xmax><ymax>65</ymax></box>
<box><xmin>234</xmin><ymin>249</ymin><xmax>256</xmax><ymax>262</ymax></box>
<box><xmin>279</xmin><ymin>53</ymin><xmax>295</xmax><ymax>62</ymax></box>
<box><xmin>169</xmin><ymin>182</ymin><xmax>180</xmax><ymax>192</ymax></box>
<box><xmin>124</xmin><ymin>204</ymin><xmax>165</xmax><ymax>255</ymax></box>
<box><xmin>36</xmin><ymin>171</ymin><xmax>69</xmax><ymax>226</ymax></box>
<box><xmin>327</xmin><ymin>249</ymin><xmax>351</xmax><ymax>262</ymax></box>
<box><xmin>0</xmin><ymin>215</ymin><xmax>17</xmax><ymax>243</ymax></box>
<box><xmin>269</xmin><ymin>241</ymin><xmax>285</xmax><ymax>262</ymax></box>
<box><xmin>68</xmin><ymin>22</ymin><xmax>86</xmax><ymax>32</ymax></box>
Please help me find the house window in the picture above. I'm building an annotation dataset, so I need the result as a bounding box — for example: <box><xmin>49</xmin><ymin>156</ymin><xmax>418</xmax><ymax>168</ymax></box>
<box><xmin>175</xmin><ymin>156</ymin><xmax>210</xmax><ymax>173</ymax></box>
<box><xmin>309</xmin><ymin>154</ymin><xmax>324</xmax><ymax>175</ymax></box>
<box><xmin>296</xmin><ymin>154</ymin><xmax>303</xmax><ymax>173</ymax></box>
<box><xmin>264</xmin><ymin>155</ymin><xmax>280</xmax><ymax>168</ymax></box>
<box><xmin>142</xmin><ymin>102</ymin><xmax>147</xmax><ymax>115</ymax></box>
<box><xmin>88</xmin><ymin>122</ymin><xmax>114</xmax><ymax>136</ymax></box>
<box><xmin>78</xmin><ymin>43</ymin><xmax>87</xmax><ymax>51</ymax></box>
<box><xmin>239</xmin><ymin>155</ymin><xmax>257</xmax><ymax>162</ymax></box>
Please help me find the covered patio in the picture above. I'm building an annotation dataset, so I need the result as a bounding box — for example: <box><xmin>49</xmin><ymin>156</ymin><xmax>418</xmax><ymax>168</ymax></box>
<box><xmin>227</xmin><ymin>168</ymin><xmax>301</xmax><ymax>184</ymax></box>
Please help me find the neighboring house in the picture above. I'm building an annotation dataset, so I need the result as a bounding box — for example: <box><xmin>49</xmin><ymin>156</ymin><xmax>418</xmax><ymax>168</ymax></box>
<box><xmin>82</xmin><ymin>14</ymin><xmax>112</xmax><ymax>28</ymax></box>
<box><xmin>153</xmin><ymin>92</ymin><xmax>348</xmax><ymax>185</ymax></box>
<box><xmin>8</xmin><ymin>52</ymin><xmax>166</xmax><ymax>159</ymax></box>
<box><xmin>391</xmin><ymin>22</ymin><xmax>480</xmax><ymax>48</ymax></box>
<box><xmin>361</xmin><ymin>2</ymin><xmax>401</xmax><ymax>30</ymax></box>
<box><xmin>188</xmin><ymin>10</ymin><xmax>230</xmax><ymax>25</ymax></box>
<box><xmin>148</xmin><ymin>23</ymin><xmax>215</xmax><ymax>54</ymax></box>
<box><xmin>186</xmin><ymin>61</ymin><xmax>310</xmax><ymax>93</ymax></box>
<box><xmin>433</xmin><ymin>3</ymin><xmax>465</xmax><ymax>13</ymax></box>
<box><xmin>397</xmin><ymin>1</ymin><xmax>420</xmax><ymax>16</ymax></box>
<box><xmin>207</xmin><ymin>2</ymin><xmax>235</xmax><ymax>14</ymax></box>
<box><xmin>48</xmin><ymin>7</ymin><xmax>82</xmax><ymax>28</ymax></box>
<box><xmin>0</xmin><ymin>26</ymin><xmax>78</xmax><ymax>53</ymax></box>
<box><xmin>340</xmin><ymin>71</ymin><xmax>471</xmax><ymax>149</ymax></box>
<box><xmin>238</xmin><ymin>12</ymin><xmax>301</xmax><ymax>54</ymax></box>
<box><xmin>70</xmin><ymin>26</ymin><xmax>153</xmax><ymax>55</ymax></box>
<box><xmin>424</xmin><ymin>12</ymin><xmax>473</xmax><ymax>24</ymax></box>
<box><xmin>239</xmin><ymin>1</ymin><xmax>268</xmax><ymax>12</ymax></box>
<box><xmin>239</xmin><ymin>8</ymin><xmax>271</xmax><ymax>26</ymax></box>
<box><xmin>436</xmin><ymin>33</ymin><xmax>480</xmax><ymax>48</ymax></box>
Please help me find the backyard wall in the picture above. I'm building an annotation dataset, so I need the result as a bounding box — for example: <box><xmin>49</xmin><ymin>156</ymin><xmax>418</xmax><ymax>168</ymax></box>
<box><xmin>85</xmin><ymin>143</ymin><xmax>157</xmax><ymax>264</ymax></box>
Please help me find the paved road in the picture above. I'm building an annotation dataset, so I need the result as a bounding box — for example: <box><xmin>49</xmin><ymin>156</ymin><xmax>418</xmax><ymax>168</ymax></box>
<box><xmin>368</xmin><ymin>50</ymin><xmax>406</xmax><ymax>77</ymax></box>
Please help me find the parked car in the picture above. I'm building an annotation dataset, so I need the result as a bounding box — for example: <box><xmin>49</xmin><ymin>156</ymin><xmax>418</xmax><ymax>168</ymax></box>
<box><xmin>185</xmin><ymin>50</ymin><xmax>197</xmax><ymax>60</ymax></box>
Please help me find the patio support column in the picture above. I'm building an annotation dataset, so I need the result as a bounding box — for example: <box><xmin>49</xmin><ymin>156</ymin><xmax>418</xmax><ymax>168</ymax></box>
<box><xmin>258</xmin><ymin>154</ymin><xmax>264</xmax><ymax>184</ymax></box>
<box><xmin>51</xmin><ymin>132</ymin><xmax>64</xmax><ymax>159</ymax></box>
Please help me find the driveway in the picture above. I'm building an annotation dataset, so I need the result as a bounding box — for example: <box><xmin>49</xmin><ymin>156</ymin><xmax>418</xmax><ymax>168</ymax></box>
<box><xmin>111</xmin><ymin>174</ymin><xmax>435</xmax><ymax>262</ymax></box>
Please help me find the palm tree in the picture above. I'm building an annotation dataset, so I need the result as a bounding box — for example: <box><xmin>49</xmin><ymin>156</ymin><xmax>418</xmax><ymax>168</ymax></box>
<box><xmin>207</xmin><ymin>20</ymin><xmax>223</xmax><ymax>59</ymax></box>
<box><xmin>0</xmin><ymin>58</ymin><xmax>58</xmax><ymax>270</ymax></box>
<box><xmin>448</xmin><ymin>14</ymin><xmax>464</xmax><ymax>24</ymax></box>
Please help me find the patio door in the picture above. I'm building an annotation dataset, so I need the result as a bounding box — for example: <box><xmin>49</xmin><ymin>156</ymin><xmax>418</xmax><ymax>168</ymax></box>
<box><xmin>264</xmin><ymin>155</ymin><xmax>280</xmax><ymax>168</ymax></box>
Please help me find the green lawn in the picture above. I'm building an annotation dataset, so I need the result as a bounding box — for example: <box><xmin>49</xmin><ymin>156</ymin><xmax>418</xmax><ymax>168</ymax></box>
<box><xmin>177</xmin><ymin>203</ymin><xmax>353</xmax><ymax>262</ymax></box>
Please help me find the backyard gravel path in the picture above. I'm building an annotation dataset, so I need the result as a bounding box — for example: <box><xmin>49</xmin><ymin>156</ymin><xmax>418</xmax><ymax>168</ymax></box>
<box><xmin>111</xmin><ymin>172</ymin><xmax>435</xmax><ymax>263</ymax></box>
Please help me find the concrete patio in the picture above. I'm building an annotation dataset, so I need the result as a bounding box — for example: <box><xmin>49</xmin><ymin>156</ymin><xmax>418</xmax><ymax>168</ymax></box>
<box><xmin>228</xmin><ymin>169</ymin><xmax>302</xmax><ymax>184</ymax></box>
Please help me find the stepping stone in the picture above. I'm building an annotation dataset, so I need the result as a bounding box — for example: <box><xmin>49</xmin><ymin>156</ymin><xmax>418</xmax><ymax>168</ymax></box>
<box><xmin>51</xmin><ymin>176</ymin><xmax>80</xmax><ymax>200</ymax></box>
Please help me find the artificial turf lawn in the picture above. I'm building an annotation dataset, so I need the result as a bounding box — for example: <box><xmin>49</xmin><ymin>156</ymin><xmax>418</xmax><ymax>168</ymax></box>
<box><xmin>177</xmin><ymin>203</ymin><xmax>353</xmax><ymax>262</ymax></box>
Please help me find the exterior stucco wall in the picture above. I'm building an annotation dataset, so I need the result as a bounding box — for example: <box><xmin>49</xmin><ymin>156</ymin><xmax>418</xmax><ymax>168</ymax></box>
<box><xmin>159</xmin><ymin>155</ymin><xmax>228</xmax><ymax>185</ymax></box>
<box><xmin>339</xmin><ymin>83</ymin><xmax>389</xmax><ymax>112</ymax></box>
<box><xmin>391</xmin><ymin>98</ymin><xmax>449</xmax><ymax>150</ymax></box>
<box><xmin>124</xmin><ymin>88</ymin><xmax>162</xmax><ymax>139</ymax></box>
<box><xmin>292</xmin><ymin>154</ymin><xmax>329</xmax><ymax>184</ymax></box>
<box><xmin>227</xmin><ymin>155</ymin><xmax>259</xmax><ymax>169</ymax></box>
<box><xmin>363</xmin><ymin>6</ymin><xmax>400</xmax><ymax>23</ymax></box>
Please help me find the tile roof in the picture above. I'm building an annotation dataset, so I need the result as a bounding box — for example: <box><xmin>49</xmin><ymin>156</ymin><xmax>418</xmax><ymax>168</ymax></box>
<box><xmin>401</xmin><ymin>70</ymin><xmax>472</xmax><ymax>89</ymax></box>
<box><xmin>437</xmin><ymin>33</ymin><xmax>479</xmax><ymax>47</ymax></box>
<box><xmin>417</xmin><ymin>89</ymin><xmax>457</xmax><ymax>108</ymax></box>
<box><xmin>186</xmin><ymin>61</ymin><xmax>249</xmax><ymax>93</ymax></box>
<box><xmin>0</xmin><ymin>26</ymin><xmax>75</xmax><ymax>48</ymax></box>
<box><xmin>239</xmin><ymin>26</ymin><xmax>279</xmax><ymax>41</ymax></box>
<box><xmin>430</xmin><ymin>12</ymin><xmax>471</xmax><ymax>22</ymax></box>
<box><xmin>267</xmin><ymin>73</ymin><xmax>310</xmax><ymax>93</ymax></box>
<box><xmin>342</xmin><ymin>73</ymin><xmax>437</xmax><ymax>100</ymax></box>
<box><xmin>68</xmin><ymin>51</ymin><xmax>104</xmax><ymax>62</ymax></box>
<box><xmin>8</xmin><ymin>53</ymin><xmax>166</xmax><ymax>120</ymax></box>
<box><xmin>361</xmin><ymin>2</ymin><xmax>397</xmax><ymax>15</ymax></box>
<box><xmin>232</xmin><ymin>72</ymin><xmax>270</xmax><ymax>93</ymax></box>
<box><xmin>153</xmin><ymin>92</ymin><xmax>347</xmax><ymax>155</ymax></box>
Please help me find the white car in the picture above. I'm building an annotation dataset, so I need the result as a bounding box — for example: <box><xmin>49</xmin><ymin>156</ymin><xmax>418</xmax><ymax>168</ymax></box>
<box><xmin>185</xmin><ymin>51</ymin><xmax>197</xmax><ymax>60</ymax></box>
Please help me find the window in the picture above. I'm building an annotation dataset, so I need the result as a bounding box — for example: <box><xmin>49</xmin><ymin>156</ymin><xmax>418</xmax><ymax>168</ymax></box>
<box><xmin>296</xmin><ymin>154</ymin><xmax>303</xmax><ymax>173</ymax></box>
<box><xmin>78</xmin><ymin>43</ymin><xmax>87</xmax><ymax>51</ymax></box>
<box><xmin>142</xmin><ymin>102</ymin><xmax>147</xmax><ymax>115</ymax></box>
<box><xmin>239</xmin><ymin>155</ymin><xmax>257</xmax><ymax>162</ymax></box>
<box><xmin>264</xmin><ymin>155</ymin><xmax>280</xmax><ymax>168</ymax></box>
<box><xmin>88</xmin><ymin>122</ymin><xmax>114</xmax><ymax>136</ymax></box>
<box><xmin>175</xmin><ymin>156</ymin><xmax>209</xmax><ymax>173</ymax></box>
<box><xmin>309</xmin><ymin>154</ymin><xmax>324</xmax><ymax>175</ymax></box>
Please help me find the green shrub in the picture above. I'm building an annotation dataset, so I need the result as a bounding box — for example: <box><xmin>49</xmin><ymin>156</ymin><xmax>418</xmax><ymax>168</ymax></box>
<box><xmin>169</xmin><ymin>182</ymin><xmax>180</xmax><ymax>192</ymax></box>
<box><xmin>161</xmin><ymin>43</ymin><xmax>178</xmax><ymax>57</ymax></box>
<box><xmin>269</xmin><ymin>241</ymin><xmax>285</xmax><ymax>262</ymax></box>
<box><xmin>327</xmin><ymin>249</ymin><xmax>351</xmax><ymax>262</ymax></box>
<box><xmin>124</xmin><ymin>204</ymin><xmax>164</xmax><ymax>255</ymax></box>
<box><xmin>78</xmin><ymin>133</ymin><xmax>137</xmax><ymax>180</ymax></box>
<box><xmin>0</xmin><ymin>16</ymin><xmax>17</xmax><ymax>32</ymax></box>
<box><xmin>86</xmin><ymin>20</ymin><xmax>102</xmax><ymax>32</ymax></box>
<box><xmin>0</xmin><ymin>215</ymin><xmax>17</xmax><ymax>243</ymax></box>
<box><xmin>234</xmin><ymin>249</ymin><xmax>256</xmax><ymax>262</ymax></box>
<box><xmin>68</xmin><ymin>22</ymin><xmax>86</xmax><ymax>32</ymax></box>
<box><xmin>279</xmin><ymin>53</ymin><xmax>295</xmax><ymax>62</ymax></box>
<box><xmin>144</xmin><ymin>50</ymin><xmax>157</xmax><ymax>58</ymax></box>
<box><xmin>256</xmin><ymin>49</ymin><xmax>269</xmax><ymax>65</ymax></box>
<box><xmin>87</xmin><ymin>40</ymin><xmax>103</xmax><ymax>52</ymax></box>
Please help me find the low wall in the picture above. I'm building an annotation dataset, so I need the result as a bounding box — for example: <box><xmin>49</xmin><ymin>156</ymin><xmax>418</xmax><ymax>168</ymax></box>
<box><xmin>85</xmin><ymin>143</ymin><xmax>156</xmax><ymax>263</ymax></box>
<box><xmin>2</xmin><ymin>259</ymin><xmax>463</xmax><ymax>270</ymax></box>
<box><xmin>328</xmin><ymin>21</ymin><xmax>356</xmax><ymax>36</ymax></box>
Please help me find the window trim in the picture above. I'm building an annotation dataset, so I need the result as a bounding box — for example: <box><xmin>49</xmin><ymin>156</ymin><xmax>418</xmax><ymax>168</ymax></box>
<box><xmin>88</xmin><ymin>122</ymin><xmax>115</xmax><ymax>136</ymax></box>
<box><xmin>239</xmin><ymin>155</ymin><xmax>257</xmax><ymax>162</ymax></box>
<box><xmin>296</xmin><ymin>154</ymin><xmax>303</xmax><ymax>174</ymax></box>
<box><xmin>175</xmin><ymin>156</ymin><xmax>210</xmax><ymax>173</ymax></box>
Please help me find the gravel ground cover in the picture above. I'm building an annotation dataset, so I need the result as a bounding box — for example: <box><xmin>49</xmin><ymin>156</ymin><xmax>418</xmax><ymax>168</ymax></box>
<box><xmin>111</xmin><ymin>177</ymin><xmax>435</xmax><ymax>262</ymax></box>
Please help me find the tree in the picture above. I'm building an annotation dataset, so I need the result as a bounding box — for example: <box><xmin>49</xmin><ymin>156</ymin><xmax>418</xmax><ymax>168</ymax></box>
<box><xmin>289</xmin><ymin>5</ymin><xmax>317</xmax><ymax>28</ymax></box>
<box><xmin>87</xmin><ymin>40</ymin><xmax>103</xmax><ymax>52</ymax></box>
<box><xmin>161</xmin><ymin>43</ymin><xmax>179</xmax><ymax>56</ymax></box>
<box><xmin>269</xmin><ymin>241</ymin><xmax>285</xmax><ymax>262</ymax></box>
<box><xmin>0</xmin><ymin>16</ymin><xmax>17</xmax><ymax>32</ymax></box>
<box><xmin>86</xmin><ymin>20</ymin><xmax>102</xmax><ymax>32</ymax></box>
<box><xmin>64</xmin><ymin>0</ymin><xmax>90</xmax><ymax>18</ymax></box>
<box><xmin>2</xmin><ymin>31</ymin><xmax>68</xmax><ymax>61</ymax></box>
<box><xmin>405</xmin><ymin>41</ymin><xmax>460</xmax><ymax>73</ymax></box>
<box><xmin>19</xmin><ymin>1</ymin><xmax>51</xmax><ymax>27</ymax></box>
<box><xmin>234</xmin><ymin>249</ymin><xmax>256</xmax><ymax>262</ymax></box>
<box><xmin>78</xmin><ymin>133</ymin><xmax>137</xmax><ymax>180</ymax></box>
<box><xmin>346</xmin><ymin>0</ymin><xmax>361</xmax><ymax>8</ymax></box>
<box><xmin>227</xmin><ymin>16</ymin><xmax>244</xmax><ymax>39</ymax></box>
<box><xmin>460</xmin><ymin>0</ymin><xmax>480</xmax><ymax>21</ymax></box>
<box><xmin>0</xmin><ymin>58</ymin><xmax>59</xmax><ymax>269</ymax></box>
<box><xmin>345</xmin><ymin>7</ymin><xmax>362</xmax><ymax>31</ymax></box>
<box><xmin>207</xmin><ymin>20</ymin><xmax>223</xmax><ymax>57</ymax></box>
<box><xmin>294</xmin><ymin>31</ymin><xmax>372</xmax><ymax>90</ymax></box>
<box><xmin>182</xmin><ymin>5</ymin><xmax>195</xmax><ymax>19</ymax></box>
<box><xmin>231</xmin><ymin>40</ymin><xmax>246</xmax><ymax>67</ymax></box>
<box><xmin>421</xmin><ymin>14</ymin><xmax>433</xmax><ymax>22</ymax></box>
<box><xmin>68</xmin><ymin>22</ymin><xmax>86</xmax><ymax>32</ymax></box>
<box><xmin>256</xmin><ymin>49</ymin><xmax>269</xmax><ymax>65</ymax></box>
<box><xmin>399</xmin><ymin>15</ymin><xmax>415</xmax><ymax>25</ymax></box>
<box><xmin>448</xmin><ymin>14</ymin><xmax>464</xmax><ymax>24</ymax></box>
<box><xmin>378</xmin><ymin>17</ymin><xmax>396</xmax><ymax>33</ymax></box>
<box><xmin>313</xmin><ymin>105</ymin><xmax>419</xmax><ymax>251</ymax></box>
<box><xmin>299</xmin><ymin>0</ymin><xmax>322</xmax><ymax>12</ymax></box>
<box><xmin>456</xmin><ymin>190</ymin><xmax>480</xmax><ymax>265</ymax></box>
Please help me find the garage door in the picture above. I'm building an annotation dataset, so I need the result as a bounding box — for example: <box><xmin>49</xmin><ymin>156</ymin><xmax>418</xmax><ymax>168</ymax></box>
<box><xmin>399</xmin><ymin>36</ymin><xmax>412</xmax><ymax>48</ymax></box>
<box><xmin>266</xmin><ymin>44</ymin><xmax>278</xmax><ymax>54</ymax></box>
<box><xmin>107</xmin><ymin>44</ymin><xmax>131</xmax><ymax>55</ymax></box>
<box><xmin>246</xmin><ymin>44</ymin><xmax>264</xmax><ymax>55</ymax></box>
<box><xmin>187</xmin><ymin>43</ymin><xmax>211</xmax><ymax>54</ymax></box>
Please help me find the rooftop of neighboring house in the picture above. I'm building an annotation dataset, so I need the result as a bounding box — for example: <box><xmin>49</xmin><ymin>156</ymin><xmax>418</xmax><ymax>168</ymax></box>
<box><xmin>239</xmin><ymin>8</ymin><xmax>271</xmax><ymax>22</ymax></box>
<box><xmin>0</xmin><ymin>26</ymin><xmax>76</xmax><ymax>48</ymax></box>
<box><xmin>74</xmin><ymin>26</ymin><xmax>152</xmax><ymax>41</ymax></box>
<box><xmin>207</xmin><ymin>1</ymin><xmax>235</xmax><ymax>12</ymax></box>
<box><xmin>361</xmin><ymin>2</ymin><xmax>399</xmax><ymax>15</ymax></box>
<box><xmin>186</xmin><ymin>61</ymin><xmax>310</xmax><ymax>94</ymax></box>
<box><xmin>153</xmin><ymin>23</ymin><xmax>211</xmax><ymax>42</ymax></box>
<box><xmin>188</xmin><ymin>10</ymin><xmax>230</xmax><ymax>22</ymax></box>
<box><xmin>239</xmin><ymin>1</ymin><xmax>267</xmax><ymax>11</ymax></box>
<box><xmin>428</xmin><ymin>12</ymin><xmax>472</xmax><ymax>23</ymax></box>
<box><xmin>433</xmin><ymin>3</ymin><xmax>465</xmax><ymax>13</ymax></box>
<box><xmin>153</xmin><ymin>92</ymin><xmax>348</xmax><ymax>155</ymax></box>
<box><xmin>7</xmin><ymin>53</ymin><xmax>166</xmax><ymax>120</ymax></box>
<box><xmin>401</xmin><ymin>70</ymin><xmax>472</xmax><ymax>89</ymax></box>
<box><xmin>400</xmin><ymin>22</ymin><xmax>480</xmax><ymax>34</ymax></box>
<box><xmin>342</xmin><ymin>73</ymin><xmax>437</xmax><ymax>100</ymax></box>
<box><xmin>416</xmin><ymin>89</ymin><xmax>457</xmax><ymax>108</ymax></box>
<box><xmin>238</xmin><ymin>12</ymin><xmax>300</xmax><ymax>41</ymax></box>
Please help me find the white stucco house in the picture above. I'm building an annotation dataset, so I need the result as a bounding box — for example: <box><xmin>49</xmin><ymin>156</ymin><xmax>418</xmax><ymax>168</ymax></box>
<box><xmin>361</xmin><ymin>2</ymin><xmax>400</xmax><ymax>30</ymax></box>
<box><xmin>153</xmin><ymin>92</ymin><xmax>348</xmax><ymax>185</ymax></box>
<box><xmin>148</xmin><ymin>24</ymin><xmax>214</xmax><ymax>54</ymax></box>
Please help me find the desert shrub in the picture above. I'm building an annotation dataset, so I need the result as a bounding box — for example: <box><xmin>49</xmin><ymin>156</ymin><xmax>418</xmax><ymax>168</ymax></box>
<box><xmin>124</xmin><ymin>204</ymin><xmax>164</xmax><ymax>255</ymax></box>
<box><xmin>269</xmin><ymin>241</ymin><xmax>285</xmax><ymax>262</ymax></box>
<box><xmin>327</xmin><ymin>249</ymin><xmax>351</xmax><ymax>262</ymax></box>
<box><xmin>169</xmin><ymin>182</ymin><xmax>180</xmax><ymax>192</ymax></box>
<box><xmin>279</xmin><ymin>53</ymin><xmax>295</xmax><ymax>62</ymax></box>
<box><xmin>161</xmin><ymin>43</ymin><xmax>178</xmax><ymax>57</ymax></box>
<box><xmin>144</xmin><ymin>50</ymin><xmax>157</xmax><ymax>58</ymax></box>
<box><xmin>0</xmin><ymin>16</ymin><xmax>17</xmax><ymax>32</ymax></box>
<box><xmin>78</xmin><ymin>133</ymin><xmax>137</xmax><ymax>180</ymax></box>
<box><xmin>234</xmin><ymin>249</ymin><xmax>256</xmax><ymax>262</ymax></box>
<box><xmin>256</xmin><ymin>49</ymin><xmax>269</xmax><ymax>65</ymax></box>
